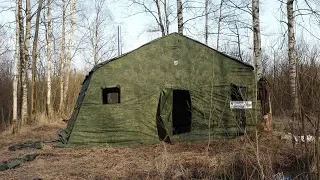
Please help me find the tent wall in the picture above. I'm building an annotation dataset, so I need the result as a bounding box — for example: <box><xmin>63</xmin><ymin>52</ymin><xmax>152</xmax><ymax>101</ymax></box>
<box><xmin>62</xmin><ymin>34</ymin><xmax>259</xmax><ymax>146</ymax></box>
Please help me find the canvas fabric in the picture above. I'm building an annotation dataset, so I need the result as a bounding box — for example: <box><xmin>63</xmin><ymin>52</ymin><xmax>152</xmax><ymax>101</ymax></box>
<box><xmin>58</xmin><ymin>33</ymin><xmax>260</xmax><ymax>147</ymax></box>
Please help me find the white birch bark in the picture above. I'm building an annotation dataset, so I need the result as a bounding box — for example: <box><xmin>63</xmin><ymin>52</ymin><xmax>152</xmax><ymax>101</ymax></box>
<box><xmin>59</xmin><ymin>0</ymin><xmax>66</xmax><ymax>113</ymax></box>
<box><xmin>156</xmin><ymin>0</ymin><xmax>165</xmax><ymax>36</ymax></box>
<box><xmin>205</xmin><ymin>0</ymin><xmax>208</xmax><ymax>45</ymax></box>
<box><xmin>287</xmin><ymin>0</ymin><xmax>299</xmax><ymax>118</ymax></box>
<box><xmin>47</xmin><ymin>0</ymin><xmax>53</xmax><ymax>117</ymax></box>
<box><xmin>93</xmin><ymin>3</ymin><xmax>99</xmax><ymax>65</ymax></box>
<box><xmin>93</xmin><ymin>20</ymin><xmax>99</xmax><ymax>65</ymax></box>
<box><xmin>164</xmin><ymin>0</ymin><xmax>169</xmax><ymax>34</ymax></box>
<box><xmin>177</xmin><ymin>0</ymin><xmax>183</xmax><ymax>34</ymax></box>
<box><xmin>19</xmin><ymin>0</ymin><xmax>27</xmax><ymax>125</ymax></box>
<box><xmin>216</xmin><ymin>0</ymin><xmax>223</xmax><ymax>50</ymax></box>
<box><xmin>252</xmin><ymin>0</ymin><xmax>262</xmax><ymax>80</ymax></box>
<box><xmin>12</xmin><ymin>0</ymin><xmax>20</xmax><ymax>133</ymax></box>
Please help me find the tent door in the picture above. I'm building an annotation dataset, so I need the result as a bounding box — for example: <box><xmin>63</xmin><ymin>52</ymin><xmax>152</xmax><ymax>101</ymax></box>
<box><xmin>156</xmin><ymin>89</ymin><xmax>173</xmax><ymax>142</ymax></box>
<box><xmin>172</xmin><ymin>90</ymin><xmax>192</xmax><ymax>135</ymax></box>
<box><xmin>156</xmin><ymin>89</ymin><xmax>192</xmax><ymax>142</ymax></box>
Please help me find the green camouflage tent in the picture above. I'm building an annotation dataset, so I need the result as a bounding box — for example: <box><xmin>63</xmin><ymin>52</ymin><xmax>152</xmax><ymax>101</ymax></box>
<box><xmin>58</xmin><ymin>33</ymin><xmax>260</xmax><ymax>147</ymax></box>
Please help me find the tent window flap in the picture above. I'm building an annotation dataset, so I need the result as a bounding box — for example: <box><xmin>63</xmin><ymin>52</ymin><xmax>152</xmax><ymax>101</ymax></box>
<box><xmin>102</xmin><ymin>87</ymin><xmax>120</xmax><ymax>104</ymax></box>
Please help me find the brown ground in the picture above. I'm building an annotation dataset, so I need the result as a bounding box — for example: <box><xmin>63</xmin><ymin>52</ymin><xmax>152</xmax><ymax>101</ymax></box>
<box><xmin>0</xmin><ymin>122</ymin><xmax>303</xmax><ymax>180</ymax></box>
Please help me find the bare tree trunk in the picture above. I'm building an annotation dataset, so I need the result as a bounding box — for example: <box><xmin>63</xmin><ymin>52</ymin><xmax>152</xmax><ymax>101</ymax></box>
<box><xmin>93</xmin><ymin>22</ymin><xmax>99</xmax><ymax>64</ymax></box>
<box><xmin>177</xmin><ymin>0</ymin><xmax>183</xmax><ymax>34</ymax></box>
<box><xmin>205</xmin><ymin>0</ymin><xmax>209</xmax><ymax>45</ymax></box>
<box><xmin>235</xmin><ymin>24</ymin><xmax>243</xmax><ymax>61</ymax></box>
<box><xmin>12</xmin><ymin>0</ymin><xmax>20</xmax><ymax>134</ymax></box>
<box><xmin>59</xmin><ymin>0</ymin><xmax>66</xmax><ymax>113</ymax></box>
<box><xmin>252</xmin><ymin>0</ymin><xmax>262</xmax><ymax>80</ymax></box>
<box><xmin>46</xmin><ymin>0</ymin><xmax>53</xmax><ymax>117</ymax></box>
<box><xmin>253</xmin><ymin>0</ymin><xmax>270</xmax><ymax>131</ymax></box>
<box><xmin>156</xmin><ymin>0</ymin><xmax>165</xmax><ymax>36</ymax></box>
<box><xmin>118</xmin><ymin>26</ymin><xmax>121</xmax><ymax>56</ymax></box>
<box><xmin>31</xmin><ymin>0</ymin><xmax>43</xmax><ymax>116</ymax></box>
<box><xmin>216</xmin><ymin>0</ymin><xmax>223</xmax><ymax>50</ymax></box>
<box><xmin>164</xmin><ymin>0</ymin><xmax>169</xmax><ymax>34</ymax></box>
<box><xmin>93</xmin><ymin>3</ymin><xmax>100</xmax><ymax>65</ymax></box>
<box><xmin>19</xmin><ymin>0</ymin><xmax>27</xmax><ymax>126</ymax></box>
<box><xmin>64</xmin><ymin>0</ymin><xmax>76</xmax><ymax>109</ymax></box>
<box><xmin>287</xmin><ymin>0</ymin><xmax>299</xmax><ymax>120</ymax></box>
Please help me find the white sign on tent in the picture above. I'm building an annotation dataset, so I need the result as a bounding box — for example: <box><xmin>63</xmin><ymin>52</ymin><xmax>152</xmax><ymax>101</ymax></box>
<box><xmin>230</xmin><ymin>101</ymin><xmax>252</xmax><ymax>109</ymax></box>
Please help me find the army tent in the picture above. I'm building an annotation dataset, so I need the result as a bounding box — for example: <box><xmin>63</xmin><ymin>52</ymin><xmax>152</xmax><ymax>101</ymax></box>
<box><xmin>58</xmin><ymin>33</ymin><xmax>260</xmax><ymax>147</ymax></box>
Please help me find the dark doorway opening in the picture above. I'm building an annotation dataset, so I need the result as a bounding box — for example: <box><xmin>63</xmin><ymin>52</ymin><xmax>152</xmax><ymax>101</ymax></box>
<box><xmin>172</xmin><ymin>90</ymin><xmax>192</xmax><ymax>135</ymax></box>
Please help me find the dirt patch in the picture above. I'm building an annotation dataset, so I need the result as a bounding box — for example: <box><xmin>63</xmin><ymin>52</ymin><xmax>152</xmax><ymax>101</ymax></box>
<box><xmin>0</xmin><ymin>122</ymin><xmax>307</xmax><ymax>180</ymax></box>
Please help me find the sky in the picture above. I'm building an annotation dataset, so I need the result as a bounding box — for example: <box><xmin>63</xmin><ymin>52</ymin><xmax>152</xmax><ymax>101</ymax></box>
<box><xmin>114</xmin><ymin>0</ymin><xmax>319</xmax><ymax>52</ymax></box>
<box><xmin>113</xmin><ymin>0</ymin><xmax>281</xmax><ymax>52</ymax></box>
<box><xmin>1</xmin><ymin>0</ymin><xmax>319</xmax><ymax>70</ymax></box>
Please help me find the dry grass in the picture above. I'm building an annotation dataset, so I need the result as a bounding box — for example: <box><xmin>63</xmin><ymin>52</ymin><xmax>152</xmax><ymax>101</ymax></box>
<box><xmin>0</xmin><ymin>122</ymin><xmax>306</xmax><ymax>180</ymax></box>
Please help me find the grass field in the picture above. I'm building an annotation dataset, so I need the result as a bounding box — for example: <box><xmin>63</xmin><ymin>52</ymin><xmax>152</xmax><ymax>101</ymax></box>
<box><xmin>0</xmin><ymin>121</ymin><xmax>307</xmax><ymax>180</ymax></box>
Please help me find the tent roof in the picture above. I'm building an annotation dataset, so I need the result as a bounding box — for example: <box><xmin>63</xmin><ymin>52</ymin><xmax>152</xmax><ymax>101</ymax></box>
<box><xmin>89</xmin><ymin>33</ymin><xmax>254</xmax><ymax>77</ymax></box>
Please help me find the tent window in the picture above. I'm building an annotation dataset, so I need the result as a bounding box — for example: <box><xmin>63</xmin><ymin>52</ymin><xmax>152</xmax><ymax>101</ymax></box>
<box><xmin>230</xmin><ymin>84</ymin><xmax>247</xmax><ymax>135</ymax></box>
<box><xmin>231</xmin><ymin>84</ymin><xmax>247</xmax><ymax>101</ymax></box>
<box><xmin>102</xmin><ymin>87</ymin><xmax>120</xmax><ymax>104</ymax></box>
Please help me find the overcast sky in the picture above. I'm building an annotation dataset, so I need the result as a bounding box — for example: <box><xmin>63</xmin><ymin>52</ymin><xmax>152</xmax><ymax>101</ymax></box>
<box><xmin>1</xmin><ymin>0</ymin><xmax>319</xmax><ymax>70</ymax></box>
<box><xmin>107</xmin><ymin>0</ymin><xmax>319</xmax><ymax>57</ymax></box>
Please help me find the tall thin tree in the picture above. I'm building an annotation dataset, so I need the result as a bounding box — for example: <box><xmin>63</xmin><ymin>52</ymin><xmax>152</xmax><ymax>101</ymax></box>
<box><xmin>46</xmin><ymin>0</ymin><xmax>53</xmax><ymax>117</ymax></box>
<box><xmin>31</xmin><ymin>0</ymin><xmax>43</xmax><ymax>115</ymax></box>
<box><xmin>59</xmin><ymin>0</ymin><xmax>66</xmax><ymax>113</ymax></box>
<box><xmin>252</xmin><ymin>0</ymin><xmax>262</xmax><ymax>80</ymax></box>
<box><xmin>156</xmin><ymin>0</ymin><xmax>165</xmax><ymax>36</ymax></box>
<box><xmin>164</xmin><ymin>0</ymin><xmax>169</xmax><ymax>34</ymax></box>
<box><xmin>287</xmin><ymin>0</ymin><xmax>299</xmax><ymax>120</ymax></box>
<box><xmin>205</xmin><ymin>0</ymin><xmax>209</xmax><ymax>45</ymax></box>
<box><xmin>93</xmin><ymin>0</ymin><xmax>100</xmax><ymax>65</ymax></box>
<box><xmin>216</xmin><ymin>0</ymin><xmax>223</xmax><ymax>50</ymax></box>
<box><xmin>177</xmin><ymin>0</ymin><xmax>183</xmax><ymax>34</ymax></box>
<box><xmin>24</xmin><ymin>0</ymin><xmax>31</xmax><ymax>121</ymax></box>
<box><xmin>12</xmin><ymin>0</ymin><xmax>20</xmax><ymax>133</ymax></box>
<box><xmin>18</xmin><ymin>0</ymin><xmax>27</xmax><ymax>125</ymax></box>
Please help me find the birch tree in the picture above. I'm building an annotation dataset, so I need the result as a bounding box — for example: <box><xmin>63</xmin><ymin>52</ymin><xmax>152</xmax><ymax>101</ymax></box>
<box><xmin>24</xmin><ymin>0</ymin><xmax>31</xmax><ymax>121</ymax></box>
<box><xmin>287</xmin><ymin>0</ymin><xmax>299</xmax><ymax>119</ymax></box>
<box><xmin>12</xmin><ymin>0</ymin><xmax>20</xmax><ymax>133</ymax></box>
<box><xmin>156</xmin><ymin>0</ymin><xmax>165</xmax><ymax>36</ymax></box>
<box><xmin>177</xmin><ymin>0</ymin><xmax>183</xmax><ymax>34</ymax></box>
<box><xmin>216</xmin><ymin>0</ymin><xmax>224</xmax><ymax>50</ymax></box>
<box><xmin>18</xmin><ymin>0</ymin><xmax>27</xmax><ymax>125</ymax></box>
<box><xmin>164</xmin><ymin>0</ymin><xmax>170</xmax><ymax>34</ymax></box>
<box><xmin>93</xmin><ymin>1</ymin><xmax>100</xmax><ymax>64</ymax></box>
<box><xmin>205</xmin><ymin>0</ymin><xmax>209</xmax><ymax>44</ymax></box>
<box><xmin>31</xmin><ymin>0</ymin><xmax>44</xmax><ymax>115</ymax></box>
<box><xmin>59</xmin><ymin>0</ymin><xmax>66</xmax><ymax>113</ymax></box>
<box><xmin>252</xmin><ymin>0</ymin><xmax>262</xmax><ymax>80</ymax></box>
<box><xmin>46</xmin><ymin>0</ymin><xmax>53</xmax><ymax>117</ymax></box>
<box><xmin>91</xmin><ymin>0</ymin><xmax>102</xmax><ymax>64</ymax></box>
